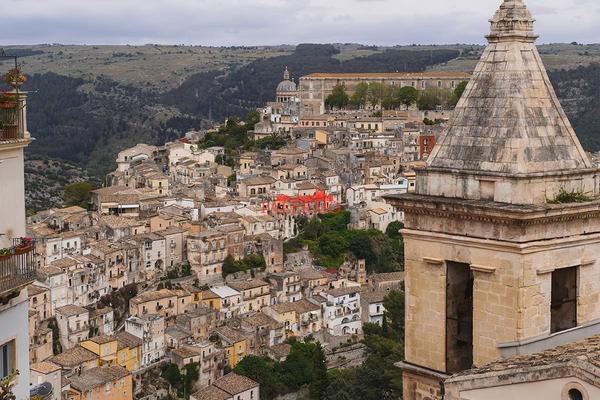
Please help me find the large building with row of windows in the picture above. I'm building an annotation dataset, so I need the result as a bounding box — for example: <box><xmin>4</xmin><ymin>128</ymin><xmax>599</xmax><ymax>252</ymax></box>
<box><xmin>298</xmin><ymin>71</ymin><xmax>471</xmax><ymax>116</ymax></box>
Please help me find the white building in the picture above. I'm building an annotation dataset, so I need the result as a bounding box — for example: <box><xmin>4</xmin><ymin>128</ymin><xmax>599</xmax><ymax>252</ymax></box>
<box><xmin>360</xmin><ymin>290</ymin><xmax>387</xmax><ymax>326</ymax></box>
<box><xmin>0</xmin><ymin>90</ymin><xmax>35</xmax><ymax>398</ymax></box>
<box><xmin>210</xmin><ymin>286</ymin><xmax>242</xmax><ymax>319</ymax></box>
<box><xmin>323</xmin><ymin>287</ymin><xmax>362</xmax><ymax>336</ymax></box>
<box><xmin>125</xmin><ymin>314</ymin><xmax>166</xmax><ymax>368</ymax></box>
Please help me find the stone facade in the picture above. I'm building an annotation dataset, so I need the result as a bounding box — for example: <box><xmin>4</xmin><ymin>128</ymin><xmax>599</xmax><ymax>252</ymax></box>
<box><xmin>299</xmin><ymin>72</ymin><xmax>471</xmax><ymax>117</ymax></box>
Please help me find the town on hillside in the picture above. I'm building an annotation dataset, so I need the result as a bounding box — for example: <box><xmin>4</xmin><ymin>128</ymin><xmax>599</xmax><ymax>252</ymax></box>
<box><xmin>4</xmin><ymin>1</ymin><xmax>600</xmax><ymax>400</ymax></box>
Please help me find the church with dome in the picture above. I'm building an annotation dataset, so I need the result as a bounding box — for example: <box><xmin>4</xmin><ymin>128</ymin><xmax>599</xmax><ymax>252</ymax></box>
<box><xmin>254</xmin><ymin>68</ymin><xmax>301</xmax><ymax>139</ymax></box>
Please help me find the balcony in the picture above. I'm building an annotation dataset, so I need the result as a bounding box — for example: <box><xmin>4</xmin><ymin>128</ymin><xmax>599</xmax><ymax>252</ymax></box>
<box><xmin>0</xmin><ymin>92</ymin><xmax>28</xmax><ymax>143</ymax></box>
<box><xmin>0</xmin><ymin>240</ymin><xmax>36</xmax><ymax>298</ymax></box>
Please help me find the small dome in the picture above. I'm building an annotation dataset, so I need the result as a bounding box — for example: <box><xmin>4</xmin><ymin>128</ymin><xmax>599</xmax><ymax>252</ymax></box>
<box><xmin>277</xmin><ymin>80</ymin><xmax>297</xmax><ymax>93</ymax></box>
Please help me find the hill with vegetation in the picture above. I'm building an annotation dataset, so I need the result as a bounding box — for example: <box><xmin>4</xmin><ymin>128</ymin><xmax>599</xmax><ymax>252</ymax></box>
<box><xmin>2</xmin><ymin>42</ymin><xmax>600</xmax><ymax>206</ymax></box>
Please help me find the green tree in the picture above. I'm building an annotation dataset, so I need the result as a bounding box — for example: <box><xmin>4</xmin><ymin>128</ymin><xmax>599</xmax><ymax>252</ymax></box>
<box><xmin>309</xmin><ymin>342</ymin><xmax>329</xmax><ymax>400</ymax></box>
<box><xmin>366</xmin><ymin>82</ymin><xmax>385</xmax><ymax>107</ymax></box>
<box><xmin>63</xmin><ymin>182</ymin><xmax>96</xmax><ymax>209</ymax></box>
<box><xmin>350</xmin><ymin>82</ymin><xmax>369</xmax><ymax>108</ymax></box>
<box><xmin>222</xmin><ymin>255</ymin><xmax>239</xmax><ymax>277</ymax></box>
<box><xmin>244</xmin><ymin>253</ymin><xmax>267</xmax><ymax>270</ymax></box>
<box><xmin>161</xmin><ymin>363</ymin><xmax>182</xmax><ymax>388</ymax></box>
<box><xmin>450</xmin><ymin>80</ymin><xmax>469</xmax><ymax>107</ymax></box>
<box><xmin>396</xmin><ymin>86</ymin><xmax>418</xmax><ymax>109</ymax></box>
<box><xmin>383</xmin><ymin>289</ymin><xmax>405</xmax><ymax>339</ymax></box>
<box><xmin>183</xmin><ymin>363</ymin><xmax>199</xmax><ymax>399</ymax></box>
<box><xmin>325</xmin><ymin>83</ymin><xmax>349</xmax><ymax>110</ymax></box>
<box><xmin>318</xmin><ymin>231</ymin><xmax>349</xmax><ymax>258</ymax></box>
<box><xmin>417</xmin><ymin>88</ymin><xmax>453</xmax><ymax>110</ymax></box>
<box><xmin>234</xmin><ymin>356</ymin><xmax>280</xmax><ymax>400</ymax></box>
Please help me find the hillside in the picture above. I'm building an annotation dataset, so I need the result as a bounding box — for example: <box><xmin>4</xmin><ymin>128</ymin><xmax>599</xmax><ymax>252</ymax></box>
<box><xmin>2</xmin><ymin>43</ymin><xmax>600</xmax><ymax>187</ymax></box>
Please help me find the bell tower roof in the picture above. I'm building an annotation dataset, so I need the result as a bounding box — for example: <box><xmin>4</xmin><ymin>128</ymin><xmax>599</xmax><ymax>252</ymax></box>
<box><xmin>427</xmin><ymin>0</ymin><xmax>592</xmax><ymax>176</ymax></box>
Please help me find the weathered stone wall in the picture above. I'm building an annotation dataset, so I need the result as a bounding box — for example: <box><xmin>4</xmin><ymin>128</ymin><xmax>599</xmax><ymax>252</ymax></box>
<box><xmin>403</xmin><ymin>370</ymin><xmax>443</xmax><ymax>400</ymax></box>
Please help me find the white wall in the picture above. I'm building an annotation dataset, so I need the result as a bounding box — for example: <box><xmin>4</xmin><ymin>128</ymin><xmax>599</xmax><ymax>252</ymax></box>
<box><xmin>0</xmin><ymin>146</ymin><xmax>26</xmax><ymax>248</ymax></box>
<box><xmin>0</xmin><ymin>291</ymin><xmax>30</xmax><ymax>400</ymax></box>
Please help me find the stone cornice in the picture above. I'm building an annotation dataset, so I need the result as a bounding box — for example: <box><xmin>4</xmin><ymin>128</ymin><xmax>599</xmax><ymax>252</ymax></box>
<box><xmin>386</xmin><ymin>193</ymin><xmax>600</xmax><ymax>227</ymax></box>
<box><xmin>402</xmin><ymin>229</ymin><xmax>600</xmax><ymax>255</ymax></box>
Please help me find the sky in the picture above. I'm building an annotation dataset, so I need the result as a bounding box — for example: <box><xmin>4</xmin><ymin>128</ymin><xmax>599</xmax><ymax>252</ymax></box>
<box><xmin>2</xmin><ymin>0</ymin><xmax>599</xmax><ymax>46</ymax></box>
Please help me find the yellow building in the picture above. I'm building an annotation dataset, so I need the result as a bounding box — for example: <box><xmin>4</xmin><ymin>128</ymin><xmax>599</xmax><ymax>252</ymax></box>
<box><xmin>80</xmin><ymin>333</ymin><xmax>142</xmax><ymax>372</ymax></box>
<box><xmin>263</xmin><ymin>303</ymin><xmax>298</xmax><ymax>337</ymax></box>
<box><xmin>200</xmin><ymin>289</ymin><xmax>222</xmax><ymax>311</ymax></box>
<box><xmin>215</xmin><ymin>326</ymin><xmax>249</xmax><ymax>368</ymax></box>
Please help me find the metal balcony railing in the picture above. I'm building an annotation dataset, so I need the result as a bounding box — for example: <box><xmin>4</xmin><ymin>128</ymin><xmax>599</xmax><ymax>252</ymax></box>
<box><xmin>0</xmin><ymin>240</ymin><xmax>36</xmax><ymax>296</ymax></box>
<box><xmin>0</xmin><ymin>94</ymin><xmax>26</xmax><ymax>142</ymax></box>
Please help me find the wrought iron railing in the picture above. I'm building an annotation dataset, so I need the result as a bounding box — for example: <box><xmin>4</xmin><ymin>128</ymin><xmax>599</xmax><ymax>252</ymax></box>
<box><xmin>0</xmin><ymin>240</ymin><xmax>36</xmax><ymax>296</ymax></box>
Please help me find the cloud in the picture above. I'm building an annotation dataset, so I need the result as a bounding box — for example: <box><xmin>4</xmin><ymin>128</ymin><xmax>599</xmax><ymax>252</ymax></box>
<box><xmin>0</xmin><ymin>0</ymin><xmax>598</xmax><ymax>45</ymax></box>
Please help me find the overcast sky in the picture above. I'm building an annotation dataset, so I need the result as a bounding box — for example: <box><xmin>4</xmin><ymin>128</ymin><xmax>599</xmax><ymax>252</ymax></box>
<box><xmin>2</xmin><ymin>0</ymin><xmax>599</xmax><ymax>46</ymax></box>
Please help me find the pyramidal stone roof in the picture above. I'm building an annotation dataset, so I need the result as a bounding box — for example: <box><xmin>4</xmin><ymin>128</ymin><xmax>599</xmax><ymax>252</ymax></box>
<box><xmin>428</xmin><ymin>0</ymin><xmax>592</xmax><ymax>175</ymax></box>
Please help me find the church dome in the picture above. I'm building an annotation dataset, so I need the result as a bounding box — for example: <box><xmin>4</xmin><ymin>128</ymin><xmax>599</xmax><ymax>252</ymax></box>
<box><xmin>277</xmin><ymin>80</ymin><xmax>297</xmax><ymax>93</ymax></box>
<box><xmin>276</xmin><ymin>67</ymin><xmax>297</xmax><ymax>93</ymax></box>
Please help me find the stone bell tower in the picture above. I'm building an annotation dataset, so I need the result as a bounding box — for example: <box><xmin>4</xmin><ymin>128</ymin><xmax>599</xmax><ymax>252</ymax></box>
<box><xmin>386</xmin><ymin>1</ymin><xmax>600</xmax><ymax>399</ymax></box>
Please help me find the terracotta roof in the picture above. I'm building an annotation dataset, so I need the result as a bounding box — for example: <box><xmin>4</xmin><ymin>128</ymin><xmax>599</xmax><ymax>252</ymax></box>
<box><xmin>69</xmin><ymin>365</ymin><xmax>130</xmax><ymax>392</ymax></box>
<box><xmin>214</xmin><ymin>373</ymin><xmax>259</xmax><ymax>395</ymax></box>
<box><xmin>243</xmin><ymin>312</ymin><xmax>281</xmax><ymax>329</ymax></box>
<box><xmin>30</xmin><ymin>361</ymin><xmax>61</xmax><ymax>374</ymax></box>
<box><xmin>130</xmin><ymin>289</ymin><xmax>177</xmax><ymax>305</ymax></box>
<box><xmin>115</xmin><ymin>332</ymin><xmax>142</xmax><ymax>349</ymax></box>
<box><xmin>271</xmin><ymin>299</ymin><xmax>320</xmax><ymax>315</ymax></box>
<box><xmin>191</xmin><ymin>385</ymin><xmax>232</xmax><ymax>400</ymax></box>
<box><xmin>328</xmin><ymin>286</ymin><xmax>361</xmax><ymax>297</ymax></box>
<box><xmin>228</xmin><ymin>279</ymin><xmax>270</xmax><ymax>292</ymax></box>
<box><xmin>360</xmin><ymin>290</ymin><xmax>387</xmax><ymax>304</ymax></box>
<box><xmin>215</xmin><ymin>326</ymin><xmax>247</xmax><ymax>344</ymax></box>
<box><xmin>50</xmin><ymin>346</ymin><xmax>98</xmax><ymax>368</ymax></box>
<box><xmin>56</xmin><ymin>304</ymin><xmax>89</xmax><ymax>317</ymax></box>
<box><xmin>173</xmin><ymin>346</ymin><xmax>204</xmax><ymax>360</ymax></box>
<box><xmin>448</xmin><ymin>334</ymin><xmax>600</xmax><ymax>383</ymax></box>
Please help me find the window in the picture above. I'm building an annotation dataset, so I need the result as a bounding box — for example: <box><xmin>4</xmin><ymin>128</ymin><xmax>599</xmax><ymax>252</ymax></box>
<box><xmin>446</xmin><ymin>261</ymin><xmax>473</xmax><ymax>374</ymax></box>
<box><xmin>551</xmin><ymin>267</ymin><xmax>578</xmax><ymax>334</ymax></box>
<box><xmin>0</xmin><ymin>341</ymin><xmax>15</xmax><ymax>379</ymax></box>
<box><xmin>569</xmin><ymin>389</ymin><xmax>583</xmax><ymax>400</ymax></box>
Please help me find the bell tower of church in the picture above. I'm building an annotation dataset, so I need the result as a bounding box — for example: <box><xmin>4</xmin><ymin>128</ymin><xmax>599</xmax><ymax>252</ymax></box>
<box><xmin>387</xmin><ymin>1</ymin><xmax>600</xmax><ymax>399</ymax></box>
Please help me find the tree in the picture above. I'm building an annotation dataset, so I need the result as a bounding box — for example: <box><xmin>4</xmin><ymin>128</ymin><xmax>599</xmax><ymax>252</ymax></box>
<box><xmin>450</xmin><ymin>80</ymin><xmax>469</xmax><ymax>107</ymax></box>
<box><xmin>350</xmin><ymin>82</ymin><xmax>369</xmax><ymax>108</ymax></box>
<box><xmin>366</xmin><ymin>82</ymin><xmax>385</xmax><ymax>107</ymax></box>
<box><xmin>222</xmin><ymin>255</ymin><xmax>238</xmax><ymax>277</ymax></box>
<box><xmin>383</xmin><ymin>289</ymin><xmax>405</xmax><ymax>339</ymax></box>
<box><xmin>417</xmin><ymin>88</ymin><xmax>452</xmax><ymax>110</ymax></box>
<box><xmin>309</xmin><ymin>342</ymin><xmax>329</xmax><ymax>400</ymax></box>
<box><xmin>183</xmin><ymin>363</ymin><xmax>199</xmax><ymax>399</ymax></box>
<box><xmin>396</xmin><ymin>86</ymin><xmax>418</xmax><ymax>109</ymax></box>
<box><xmin>325</xmin><ymin>83</ymin><xmax>349</xmax><ymax>110</ymax></box>
<box><xmin>234</xmin><ymin>356</ymin><xmax>280</xmax><ymax>400</ymax></box>
<box><xmin>63</xmin><ymin>182</ymin><xmax>96</xmax><ymax>209</ymax></box>
<box><xmin>161</xmin><ymin>363</ymin><xmax>182</xmax><ymax>389</ymax></box>
<box><xmin>318</xmin><ymin>231</ymin><xmax>349</xmax><ymax>258</ymax></box>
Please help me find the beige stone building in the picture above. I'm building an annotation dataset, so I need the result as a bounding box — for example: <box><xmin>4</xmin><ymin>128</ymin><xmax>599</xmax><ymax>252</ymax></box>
<box><xmin>386</xmin><ymin>1</ymin><xmax>600</xmax><ymax>399</ymax></box>
<box><xmin>228</xmin><ymin>279</ymin><xmax>271</xmax><ymax>314</ymax></box>
<box><xmin>299</xmin><ymin>71</ymin><xmax>470</xmax><ymax>116</ymax></box>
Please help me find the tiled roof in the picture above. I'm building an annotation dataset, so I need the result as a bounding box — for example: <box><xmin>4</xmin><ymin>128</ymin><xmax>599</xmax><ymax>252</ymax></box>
<box><xmin>50</xmin><ymin>346</ymin><xmax>98</xmax><ymax>368</ymax></box>
<box><xmin>56</xmin><ymin>304</ymin><xmax>89</xmax><ymax>317</ymax></box>
<box><xmin>69</xmin><ymin>365</ymin><xmax>130</xmax><ymax>392</ymax></box>
<box><xmin>214</xmin><ymin>373</ymin><xmax>259</xmax><ymax>395</ymax></box>
<box><xmin>191</xmin><ymin>385</ymin><xmax>232</xmax><ymax>400</ymax></box>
